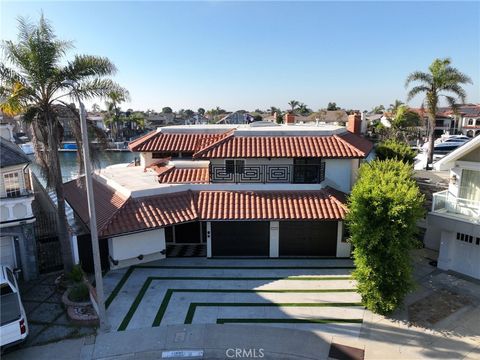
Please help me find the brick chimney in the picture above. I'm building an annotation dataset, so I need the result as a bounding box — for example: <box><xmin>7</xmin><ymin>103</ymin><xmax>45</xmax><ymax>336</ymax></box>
<box><xmin>284</xmin><ymin>113</ymin><xmax>296</xmax><ymax>125</ymax></box>
<box><xmin>347</xmin><ymin>113</ymin><xmax>362</xmax><ymax>134</ymax></box>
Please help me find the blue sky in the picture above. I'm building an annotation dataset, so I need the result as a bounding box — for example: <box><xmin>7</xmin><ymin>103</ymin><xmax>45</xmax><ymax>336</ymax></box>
<box><xmin>1</xmin><ymin>1</ymin><xmax>479</xmax><ymax>112</ymax></box>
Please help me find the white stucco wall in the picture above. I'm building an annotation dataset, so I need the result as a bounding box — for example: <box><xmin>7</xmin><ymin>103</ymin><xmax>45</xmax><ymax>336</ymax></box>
<box><xmin>140</xmin><ymin>152</ymin><xmax>154</xmax><ymax>169</ymax></box>
<box><xmin>335</xmin><ymin>221</ymin><xmax>351</xmax><ymax>257</ymax></box>
<box><xmin>108</xmin><ymin>228</ymin><xmax>166</xmax><ymax>269</ymax></box>
<box><xmin>324</xmin><ymin>159</ymin><xmax>353</xmax><ymax>193</ymax></box>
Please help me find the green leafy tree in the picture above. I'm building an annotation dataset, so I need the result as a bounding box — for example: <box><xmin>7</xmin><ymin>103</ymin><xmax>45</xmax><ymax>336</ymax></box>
<box><xmin>371</xmin><ymin>105</ymin><xmax>385</xmax><ymax>114</ymax></box>
<box><xmin>0</xmin><ymin>15</ymin><xmax>125</xmax><ymax>272</ymax></box>
<box><xmin>327</xmin><ymin>102</ymin><xmax>340</xmax><ymax>111</ymax></box>
<box><xmin>405</xmin><ymin>58</ymin><xmax>472</xmax><ymax>167</ymax></box>
<box><xmin>197</xmin><ymin>108</ymin><xmax>205</xmax><ymax>116</ymax></box>
<box><xmin>376</xmin><ymin>140</ymin><xmax>417</xmax><ymax>164</ymax></box>
<box><xmin>388</xmin><ymin>99</ymin><xmax>404</xmax><ymax>115</ymax></box>
<box><xmin>347</xmin><ymin>160</ymin><xmax>424</xmax><ymax>314</ymax></box>
<box><xmin>391</xmin><ymin>105</ymin><xmax>421</xmax><ymax>129</ymax></box>
<box><xmin>162</xmin><ymin>106</ymin><xmax>173</xmax><ymax>114</ymax></box>
<box><xmin>184</xmin><ymin>109</ymin><xmax>194</xmax><ymax>118</ymax></box>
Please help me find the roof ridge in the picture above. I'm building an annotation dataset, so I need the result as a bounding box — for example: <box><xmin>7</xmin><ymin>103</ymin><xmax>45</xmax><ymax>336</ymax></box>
<box><xmin>333</xmin><ymin>133</ymin><xmax>363</xmax><ymax>156</ymax></box>
<box><xmin>98</xmin><ymin>195</ymin><xmax>132</xmax><ymax>237</ymax></box>
<box><xmin>128</xmin><ymin>130</ymin><xmax>161</xmax><ymax>151</ymax></box>
<box><xmin>192</xmin><ymin>131</ymin><xmax>235</xmax><ymax>158</ymax></box>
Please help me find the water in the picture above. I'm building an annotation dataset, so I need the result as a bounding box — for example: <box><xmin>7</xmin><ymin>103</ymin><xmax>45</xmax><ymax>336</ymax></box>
<box><xmin>30</xmin><ymin>151</ymin><xmax>136</xmax><ymax>183</ymax></box>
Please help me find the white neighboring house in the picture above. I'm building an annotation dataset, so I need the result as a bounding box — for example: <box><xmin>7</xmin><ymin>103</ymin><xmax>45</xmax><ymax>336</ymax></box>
<box><xmin>0</xmin><ymin>125</ymin><xmax>38</xmax><ymax>281</ymax></box>
<box><xmin>428</xmin><ymin>136</ymin><xmax>480</xmax><ymax>279</ymax></box>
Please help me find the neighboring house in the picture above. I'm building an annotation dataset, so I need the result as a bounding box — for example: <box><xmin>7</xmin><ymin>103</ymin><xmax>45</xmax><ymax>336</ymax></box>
<box><xmin>0</xmin><ymin>130</ymin><xmax>38</xmax><ymax>281</ymax></box>
<box><xmin>428</xmin><ymin>136</ymin><xmax>480</xmax><ymax>279</ymax></box>
<box><xmin>87</xmin><ymin>113</ymin><xmax>107</xmax><ymax>131</ymax></box>
<box><xmin>64</xmin><ymin>115</ymin><xmax>372</xmax><ymax>270</ymax></box>
<box><xmin>410</xmin><ymin>104</ymin><xmax>480</xmax><ymax>138</ymax></box>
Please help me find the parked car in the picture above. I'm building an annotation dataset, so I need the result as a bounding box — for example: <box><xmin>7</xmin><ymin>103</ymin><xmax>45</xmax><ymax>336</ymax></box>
<box><xmin>0</xmin><ymin>265</ymin><xmax>28</xmax><ymax>350</ymax></box>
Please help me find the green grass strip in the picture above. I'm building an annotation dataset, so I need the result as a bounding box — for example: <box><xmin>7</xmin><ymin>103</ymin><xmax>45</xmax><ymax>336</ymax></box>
<box><xmin>217</xmin><ymin>318</ymin><xmax>363</xmax><ymax>324</ymax></box>
<box><xmin>105</xmin><ymin>264</ymin><xmax>354</xmax><ymax>307</ymax></box>
<box><xmin>184</xmin><ymin>302</ymin><xmax>363</xmax><ymax>324</ymax></box>
<box><xmin>151</xmin><ymin>288</ymin><xmax>357</xmax><ymax>327</ymax></box>
<box><xmin>148</xmin><ymin>276</ymin><xmax>351</xmax><ymax>281</ymax></box>
<box><xmin>117</xmin><ymin>278</ymin><xmax>153</xmax><ymax>331</ymax></box>
<box><xmin>105</xmin><ymin>267</ymin><xmax>135</xmax><ymax>308</ymax></box>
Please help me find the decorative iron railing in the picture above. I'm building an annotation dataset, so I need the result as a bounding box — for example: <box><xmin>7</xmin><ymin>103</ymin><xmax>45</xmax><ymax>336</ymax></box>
<box><xmin>209</xmin><ymin>163</ymin><xmax>325</xmax><ymax>184</ymax></box>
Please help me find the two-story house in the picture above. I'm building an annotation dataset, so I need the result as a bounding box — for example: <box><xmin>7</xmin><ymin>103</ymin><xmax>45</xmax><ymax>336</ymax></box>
<box><xmin>64</xmin><ymin>115</ymin><xmax>372</xmax><ymax>270</ymax></box>
<box><xmin>428</xmin><ymin>136</ymin><xmax>480</xmax><ymax>279</ymax></box>
<box><xmin>0</xmin><ymin>133</ymin><xmax>38</xmax><ymax>280</ymax></box>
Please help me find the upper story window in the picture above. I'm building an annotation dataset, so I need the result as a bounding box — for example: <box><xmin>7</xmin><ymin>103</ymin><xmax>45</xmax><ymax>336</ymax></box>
<box><xmin>467</xmin><ymin>118</ymin><xmax>475</xmax><ymax>126</ymax></box>
<box><xmin>293</xmin><ymin>158</ymin><xmax>324</xmax><ymax>184</ymax></box>
<box><xmin>225</xmin><ymin>159</ymin><xmax>245</xmax><ymax>174</ymax></box>
<box><xmin>4</xmin><ymin>172</ymin><xmax>21</xmax><ymax>198</ymax></box>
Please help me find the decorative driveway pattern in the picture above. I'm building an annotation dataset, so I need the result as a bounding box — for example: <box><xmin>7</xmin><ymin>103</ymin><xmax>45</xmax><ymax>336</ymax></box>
<box><xmin>103</xmin><ymin>258</ymin><xmax>364</xmax><ymax>337</ymax></box>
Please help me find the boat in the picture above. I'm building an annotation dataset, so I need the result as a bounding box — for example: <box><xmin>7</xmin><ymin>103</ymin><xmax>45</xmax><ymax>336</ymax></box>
<box><xmin>19</xmin><ymin>143</ymin><xmax>34</xmax><ymax>155</ymax></box>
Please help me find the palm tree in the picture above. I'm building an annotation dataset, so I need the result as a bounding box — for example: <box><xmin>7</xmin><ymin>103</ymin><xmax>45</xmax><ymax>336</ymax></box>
<box><xmin>388</xmin><ymin>100</ymin><xmax>404</xmax><ymax>116</ymax></box>
<box><xmin>297</xmin><ymin>103</ymin><xmax>311</xmax><ymax>116</ymax></box>
<box><xmin>288</xmin><ymin>100</ymin><xmax>299</xmax><ymax>112</ymax></box>
<box><xmin>104</xmin><ymin>90</ymin><xmax>130</xmax><ymax>141</ymax></box>
<box><xmin>406</xmin><ymin>58</ymin><xmax>472</xmax><ymax>167</ymax></box>
<box><xmin>0</xmin><ymin>15</ymin><xmax>126</xmax><ymax>272</ymax></box>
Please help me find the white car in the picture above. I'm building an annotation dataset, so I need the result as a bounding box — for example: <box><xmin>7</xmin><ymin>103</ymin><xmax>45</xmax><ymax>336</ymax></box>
<box><xmin>0</xmin><ymin>265</ymin><xmax>28</xmax><ymax>349</ymax></box>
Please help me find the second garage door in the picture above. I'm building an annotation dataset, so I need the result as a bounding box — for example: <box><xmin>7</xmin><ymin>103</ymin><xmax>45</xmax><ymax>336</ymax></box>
<box><xmin>279</xmin><ymin>221</ymin><xmax>337</xmax><ymax>257</ymax></box>
<box><xmin>211</xmin><ymin>221</ymin><xmax>269</xmax><ymax>257</ymax></box>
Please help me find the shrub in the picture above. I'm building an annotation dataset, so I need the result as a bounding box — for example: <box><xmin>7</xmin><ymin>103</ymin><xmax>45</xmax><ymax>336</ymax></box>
<box><xmin>68</xmin><ymin>283</ymin><xmax>89</xmax><ymax>302</ymax></box>
<box><xmin>347</xmin><ymin>160</ymin><xmax>424</xmax><ymax>314</ymax></box>
<box><xmin>68</xmin><ymin>264</ymin><xmax>84</xmax><ymax>283</ymax></box>
<box><xmin>376</xmin><ymin>140</ymin><xmax>416</xmax><ymax>164</ymax></box>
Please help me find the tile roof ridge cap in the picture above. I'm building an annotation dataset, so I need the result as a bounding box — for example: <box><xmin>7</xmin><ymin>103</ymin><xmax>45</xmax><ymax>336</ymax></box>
<box><xmin>98</xmin><ymin>192</ymin><xmax>132</xmax><ymax>238</ymax></box>
<box><xmin>128</xmin><ymin>130</ymin><xmax>161</xmax><ymax>150</ymax></box>
<box><xmin>323</xmin><ymin>186</ymin><xmax>348</xmax><ymax>209</ymax></box>
<box><xmin>333</xmin><ymin>133</ymin><xmax>364</xmax><ymax>155</ymax></box>
<box><xmin>193</xmin><ymin>131</ymin><xmax>235</xmax><ymax>158</ymax></box>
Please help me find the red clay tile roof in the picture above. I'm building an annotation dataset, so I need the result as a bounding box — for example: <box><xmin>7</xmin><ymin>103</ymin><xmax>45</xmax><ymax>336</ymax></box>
<box><xmin>157</xmin><ymin>167</ymin><xmax>209</xmax><ymax>184</ymax></box>
<box><xmin>147</xmin><ymin>163</ymin><xmax>209</xmax><ymax>183</ymax></box>
<box><xmin>65</xmin><ymin>182</ymin><xmax>347</xmax><ymax>238</ymax></box>
<box><xmin>196</xmin><ymin>189</ymin><xmax>347</xmax><ymax>221</ymax></box>
<box><xmin>100</xmin><ymin>191</ymin><xmax>197</xmax><ymax>237</ymax></box>
<box><xmin>128</xmin><ymin>130</ymin><xmax>231</xmax><ymax>152</ymax></box>
<box><xmin>63</xmin><ymin>177</ymin><xmax>129</xmax><ymax>232</ymax></box>
<box><xmin>193</xmin><ymin>133</ymin><xmax>372</xmax><ymax>159</ymax></box>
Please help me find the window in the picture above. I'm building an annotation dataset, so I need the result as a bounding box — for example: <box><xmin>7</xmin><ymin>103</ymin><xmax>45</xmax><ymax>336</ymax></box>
<box><xmin>467</xmin><ymin>118</ymin><xmax>474</xmax><ymax>126</ymax></box>
<box><xmin>459</xmin><ymin>169</ymin><xmax>480</xmax><ymax>202</ymax></box>
<box><xmin>456</xmin><ymin>232</ymin><xmax>479</xmax><ymax>246</ymax></box>
<box><xmin>293</xmin><ymin>158</ymin><xmax>325</xmax><ymax>184</ymax></box>
<box><xmin>3</xmin><ymin>172</ymin><xmax>21</xmax><ymax>198</ymax></box>
<box><xmin>225</xmin><ymin>160</ymin><xmax>245</xmax><ymax>174</ymax></box>
<box><xmin>6</xmin><ymin>268</ymin><xmax>15</xmax><ymax>287</ymax></box>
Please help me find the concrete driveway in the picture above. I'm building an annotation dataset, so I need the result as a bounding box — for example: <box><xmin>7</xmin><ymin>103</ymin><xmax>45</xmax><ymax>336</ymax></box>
<box><xmin>102</xmin><ymin>258</ymin><xmax>364</xmax><ymax>337</ymax></box>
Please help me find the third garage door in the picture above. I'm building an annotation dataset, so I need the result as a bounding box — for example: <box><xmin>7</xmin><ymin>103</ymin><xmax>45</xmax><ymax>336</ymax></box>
<box><xmin>211</xmin><ymin>221</ymin><xmax>269</xmax><ymax>257</ymax></box>
<box><xmin>279</xmin><ymin>221</ymin><xmax>337</xmax><ymax>257</ymax></box>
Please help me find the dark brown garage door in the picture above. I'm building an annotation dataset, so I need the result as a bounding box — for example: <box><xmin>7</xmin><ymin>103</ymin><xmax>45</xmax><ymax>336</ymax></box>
<box><xmin>211</xmin><ymin>221</ymin><xmax>270</xmax><ymax>257</ymax></box>
<box><xmin>279</xmin><ymin>221</ymin><xmax>337</xmax><ymax>257</ymax></box>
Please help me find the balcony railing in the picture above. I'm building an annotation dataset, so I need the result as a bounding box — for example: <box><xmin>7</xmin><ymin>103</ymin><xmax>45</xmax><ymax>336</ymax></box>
<box><xmin>209</xmin><ymin>163</ymin><xmax>325</xmax><ymax>184</ymax></box>
<box><xmin>432</xmin><ymin>190</ymin><xmax>480</xmax><ymax>223</ymax></box>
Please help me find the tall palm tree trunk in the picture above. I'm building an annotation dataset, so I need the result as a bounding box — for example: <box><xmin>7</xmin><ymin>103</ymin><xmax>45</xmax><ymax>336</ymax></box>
<box><xmin>46</xmin><ymin>113</ymin><xmax>73</xmax><ymax>273</ymax></box>
<box><xmin>427</xmin><ymin>114</ymin><xmax>435</xmax><ymax>168</ymax></box>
